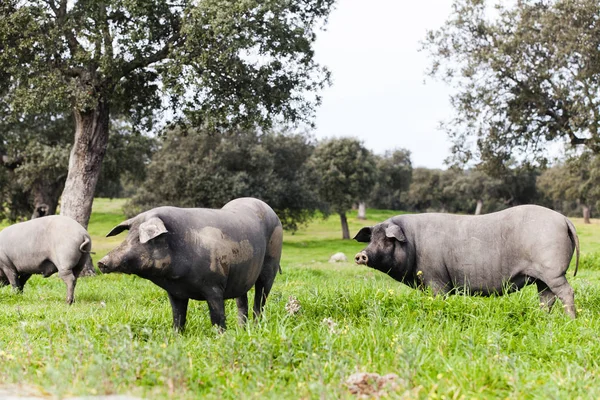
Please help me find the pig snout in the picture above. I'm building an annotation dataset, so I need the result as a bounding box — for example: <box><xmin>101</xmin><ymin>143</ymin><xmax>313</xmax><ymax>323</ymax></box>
<box><xmin>97</xmin><ymin>256</ymin><xmax>112</xmax><ymax>273</ymax></box>
<box><xmin>355</xmin><ymin>251</ymin><xmax>369</xmax><ymax>265</ymax></box>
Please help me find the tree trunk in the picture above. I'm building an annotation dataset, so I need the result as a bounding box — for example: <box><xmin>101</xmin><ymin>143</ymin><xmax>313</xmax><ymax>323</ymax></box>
<box><xmin>474</xmin><ymin>199</ymin><xmax>483</xmax><ymax>215</ymax></box>
<box><xmin>340</xmin><ymin>212</ymin><xmax>350</xmax><ymax>240</ymax></box>
<box><xmin>357</xmin><ymin>202</ymin><xmax>367</xmax><ymax>220</ymax></box>
<box><xmin>583</xmin><ymin>204</ymin><xmax>591</xmax><ymax>224</ymax></box>
<box><xmin>60</xmin><ymin>101</ymin><xmax>110</xmax><ymax>277</ymax></box>
<box><xmin>60</xmin><ymin>101</ymin><xmax>110</xmax><ymax>228</ymax></box>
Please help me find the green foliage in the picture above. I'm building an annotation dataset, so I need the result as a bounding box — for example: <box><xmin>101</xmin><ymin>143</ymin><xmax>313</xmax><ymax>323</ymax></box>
<box><xmin>423</xmin><ymin>0</ymin><xmax>600</xmax><ymax>168</ymax></box>
<box><xmin>0</xmin><ymin>0</ymin><xmax>333</xmax><ymax>129</ymax></box>
<box><xmin>538</xmin><ymin>152</ymin><xmax>600</xmax><ymax>217</ymax></box>
<box><xmin>95</xmin><ymin>120</ymin><xmax>157</xmax><ymax>199</ymax></box>
<box><xmin>368</xmin><ymin>148</ymin><xmax>413</xmax><ymax>210</ymax></box>
<box><xmin>0</xmin><ymin>112</ymin><xmax>72</xmax><ymax>219</ymax></box>
<box><xmin>311</xmin><ymin>138</ymin><xmax>377</xmax><ymax>214</ymax></box>
<box><xmin>0</xmin><ymin>200</ymin><xmax>596</xmax><ymax>398</ymax></box>
<box><xmin>404</xmin><ymin>165</ymin><xmax>541</xmax><ymax>214</ymax></box>
<box><xmin>0</xmin><ymin>111</ymin><xmax>156</xmax><ymax>220</ymax></box>
<box><xmin>404</xmin><ymin>167</ymin><xmax>446</xmax><ymax>212</ymax></box>
<box><xmin>1</xmin><ymin>0</ymin><xmax>335</xmax><ymax>226</ymax></box>
<box><xmin>127</xmin><ymin>128</ymin><xmax>323</xmax><ymax>231</ymax></box>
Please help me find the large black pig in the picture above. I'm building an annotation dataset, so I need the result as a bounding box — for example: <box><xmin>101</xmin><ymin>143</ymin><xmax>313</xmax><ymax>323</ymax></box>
<box><xmin>354</xmin><ymin>205</ymin><xmax>580</xmax><ymax>317</ymax></box>
<box><xmin>98</xmin><ymin>198</ymin><xmax>283</xmax><ymax>331</ymax></box>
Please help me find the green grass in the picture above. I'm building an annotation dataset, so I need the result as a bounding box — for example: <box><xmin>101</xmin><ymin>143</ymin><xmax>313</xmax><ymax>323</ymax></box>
<box><xmin>0</xmin><ymin>200</ymin><xmax>600</xmax><ymax>398</ymax></box>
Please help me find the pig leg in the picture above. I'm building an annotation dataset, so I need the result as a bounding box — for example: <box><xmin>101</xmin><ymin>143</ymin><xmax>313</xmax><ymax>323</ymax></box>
<box><xmin>236</xmin><ymin>294</ymin><xmax>249</xmax><ymax>325</ymax></box>
<box><xmin>206</xmin><ymin>294</ymin><xmax>226</xmax><ymax>331</ymax></box>
<box><xmin>0</xmin><ymin>263</ymin><xmax>22</xmax><ymax>293</ymax></box>
<box><xmin>252</xmin><ymin>253</ymin><xmax>280</xmax><ymax>319</ymax></box>
<box><xmin>16</xmin><ymin>273</ymin><xmax>31</xmax><ymax>292</ymax></box>
<box><xmin>545</xmin><ymin>276</ymin><xmax>576</xmax><ymax>318</ymax></box>
<box><xmin>58</xmin><ymin>270</ymin><xmax>77</xmax><ymax>304</ymax></box>
<box><xmin>536</xmin><ymin>281</ymin><xmax>556</xmax><ymax>312</ymax></box>
<box><xmin>0</xmin><ymin>269</ymin><xmax>9</xmax><ymax>287</ymax></box>
<box><xmin>167</xmin><ymin>292</ymin><xmax>189</xmax><ymax>332</ymax></box>
<box><xmin>253</xmin><ymin>276</ymin><xmax>275</xmax><ymax>319</ymax></box>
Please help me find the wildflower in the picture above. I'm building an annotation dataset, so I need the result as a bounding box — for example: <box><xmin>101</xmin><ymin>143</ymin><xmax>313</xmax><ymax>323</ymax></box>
<box><xmin>285</xmin><ymin>296</ymin><xmax>301</xmax><ymax>315</ymax></box>
<box><xmin>416</xmin><ymin>270</ymin><xmax>423</xmax><ymax>277</ymax></box>
<box><xmin>322</xmin><ymin>317</ymin><xmax>338</xmax><ymax>334</ymax></box>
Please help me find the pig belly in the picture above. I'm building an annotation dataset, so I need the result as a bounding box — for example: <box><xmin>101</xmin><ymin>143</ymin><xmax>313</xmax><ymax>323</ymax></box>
<box><xmin>223</xmin><ymin>250</ymin><xmax>264</xmax><ymax>297</ymax></box>
<box><xmin>5</xmin><ymin>250</ymin><xmax>59</xmax><ymax>276</ymax></box>
<box><xmin>446</xmin><ymin>262</ymin><xmax>531</xmax><ymax>295</ymax></box>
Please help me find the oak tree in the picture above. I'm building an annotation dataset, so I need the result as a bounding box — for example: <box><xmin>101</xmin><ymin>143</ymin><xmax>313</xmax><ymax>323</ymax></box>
<box><xmin>423</xmin><ymin>0</ymin><xmax>600</xmax><ymax>169</ymax></box>
<box><xmin>310</xmin><ymin>138</ymin><xmax>376</xmax><ymax>239</ymax></box>
<box><xmin>127</xmin><ymin>128</ymin><xmax>323</xmax><ymax>232</ymax></box>
<box><xmin>1</xmin><ymin>0</ymin><xmax>333</xmax><ymax>227</ymax></box>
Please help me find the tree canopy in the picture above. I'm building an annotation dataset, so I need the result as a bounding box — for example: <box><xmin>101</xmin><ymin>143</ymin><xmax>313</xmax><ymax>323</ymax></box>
<box><xmin>368</xmin><ymin>149</ymin><xmax>413</xmax><ymax>210</ymax></box>
<box><xmin>310</xmin><ymin>138</ymin><xmax>376</xmax><ymax>239</ymax></box>
<box><xmin>423</xmin><ymin>0</ymin><xmax>600</xmax><ymax>170</ymax></box>
<box><xmin>1</xmin><ymin>0</ymin><xmax>334</xmax><ymax>226</ymax></box>
<box><xmin>537</xmin><ymin>152</ymin><xmax>600</xmax><ymax>222</ymax></box>
<box><xmin>127</xmin><ymin>128</ymin><xmax>323</xmax><ymax>232</ymax></box>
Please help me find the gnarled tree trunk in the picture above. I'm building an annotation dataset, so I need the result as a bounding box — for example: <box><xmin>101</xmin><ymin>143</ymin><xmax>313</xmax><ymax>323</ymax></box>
<box><xmin>60</xmin><ymin>101</ymin><xmax>110</xmax><ymax>277</ymax></box>
<box><xmin>60</xmin><ymin>101</ymin><xmax>110</xmax><ymax>228</ymax></box>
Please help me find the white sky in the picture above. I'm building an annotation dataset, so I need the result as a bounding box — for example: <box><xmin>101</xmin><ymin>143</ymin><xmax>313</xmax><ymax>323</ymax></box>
<box><xmin>312</xmin><ymin>0</ymin><xmax>455</xmax><ymax>169</ymax></box>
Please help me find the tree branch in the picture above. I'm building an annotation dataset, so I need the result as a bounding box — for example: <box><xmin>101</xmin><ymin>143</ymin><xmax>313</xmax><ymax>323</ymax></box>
<box><xmin>99</xmin><ymin>4</ymin><xmax>113</xmax><ymax>61</ymax></box>
<box><xmin>117</xmin><ymin>34</ymin><xmax>181</xmax><ymax>79</ymax></box>
<box><xmin>54</xmin><ymin>0</ymin><xmax>86</xmax><ymax>59</ymax></box>
<box><xmin>44</xmin><ymin>0</ymin><xmax>58</xmax><ymax>15</ymax></box>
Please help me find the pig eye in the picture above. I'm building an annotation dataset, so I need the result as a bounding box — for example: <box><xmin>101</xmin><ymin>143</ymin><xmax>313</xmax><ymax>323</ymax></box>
<box><xmin>383</xmin><ymin>236</ymin><xmax>396</xmax><ymax>246</ymax></box>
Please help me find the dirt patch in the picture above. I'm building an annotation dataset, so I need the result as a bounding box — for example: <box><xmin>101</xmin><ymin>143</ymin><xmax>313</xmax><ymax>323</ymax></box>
<box><xmin>345</xmin><ymin>372</ymin><xmax>404</xmax><ymax>398</ymax></box>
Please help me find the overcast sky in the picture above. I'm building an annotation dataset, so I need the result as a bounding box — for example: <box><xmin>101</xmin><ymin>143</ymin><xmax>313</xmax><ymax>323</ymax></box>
<box><xmin>312</xmin><ymin>0</ymin><xmax>455</xmax><ymax>169</ymax></box>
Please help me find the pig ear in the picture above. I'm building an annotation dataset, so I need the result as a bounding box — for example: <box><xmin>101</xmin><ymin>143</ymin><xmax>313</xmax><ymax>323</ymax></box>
<box><xmin>139</xmin><ymin>217</ymin><xmax>168</xmax><ymax>244</ymax></box>
<box><xmin>385</xmin><ymin>224</ymin><xmax>406</xmax><ymax>242</ymax></box>
<box><xmin>106</xmin><ymin>218</ymin><xmax>134</xmax><ymax>237</ymax></box>
<box><xmin>353</xmin><ymin>227</ymin><xmax>372</xmax><ymax>243</ymax></box>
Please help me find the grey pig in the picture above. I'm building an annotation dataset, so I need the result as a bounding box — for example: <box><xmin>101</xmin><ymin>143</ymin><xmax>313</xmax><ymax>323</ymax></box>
<box><xmin>354</xmin><ymin>205</ymin><xmax>580</xmax><ymax>317</ymax></box>
<box><xmin>0</xmin><ymin>215</ymin><xmax>92</xmax><ymax>304</ymax></box>
<box><xmin>98</xmin><ymin>197</ymin><xmax>283</xmax><ymax>331</ymax></box>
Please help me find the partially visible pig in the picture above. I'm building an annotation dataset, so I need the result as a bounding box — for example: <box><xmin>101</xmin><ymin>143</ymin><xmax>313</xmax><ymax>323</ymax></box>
<box><xmin>354</xmin><ymin>205</ymin><xmax>580</xmax><ymax>317</ymax></box>
<box><xmin>98</xmin><ymin>197</ymin><xmax>283</xmax><ymax>331</ymax></box>
<box><xmin>0</xmin><ymin>215</ymin><xmax>93</xmax><ymax>304</ymax></box>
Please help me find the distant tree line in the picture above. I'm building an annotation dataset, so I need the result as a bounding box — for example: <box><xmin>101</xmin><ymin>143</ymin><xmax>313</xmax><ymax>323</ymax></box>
<box><xmin>2</xmin><ymin>114</ymin><xmax>599</xmax><ymax>238</ymax></box>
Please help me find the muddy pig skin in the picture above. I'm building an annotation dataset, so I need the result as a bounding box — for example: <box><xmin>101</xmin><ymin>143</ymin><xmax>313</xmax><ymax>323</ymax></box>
<box><xmin>0</xmin><ymin>215</ymin><xmax>92</xmax><ymax>304</ymax></box>
<box><xmin>98</xmin><ymin>197</ymin><xmax>283</xmax><ymax>331</ymax></box>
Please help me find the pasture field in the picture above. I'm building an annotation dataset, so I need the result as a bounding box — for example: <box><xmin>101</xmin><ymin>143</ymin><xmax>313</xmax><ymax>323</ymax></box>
<box><xmin>0</xmin><ymin>200</ymin><xmax>599</xmax><ymax>398</ymax></box>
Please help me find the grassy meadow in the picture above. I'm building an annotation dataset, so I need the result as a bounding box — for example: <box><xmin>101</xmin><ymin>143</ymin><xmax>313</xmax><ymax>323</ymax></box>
<box><xmin>0</xmin><ymin>199</ymin><xmax>600</xmax><ymax>398</ymax></box>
